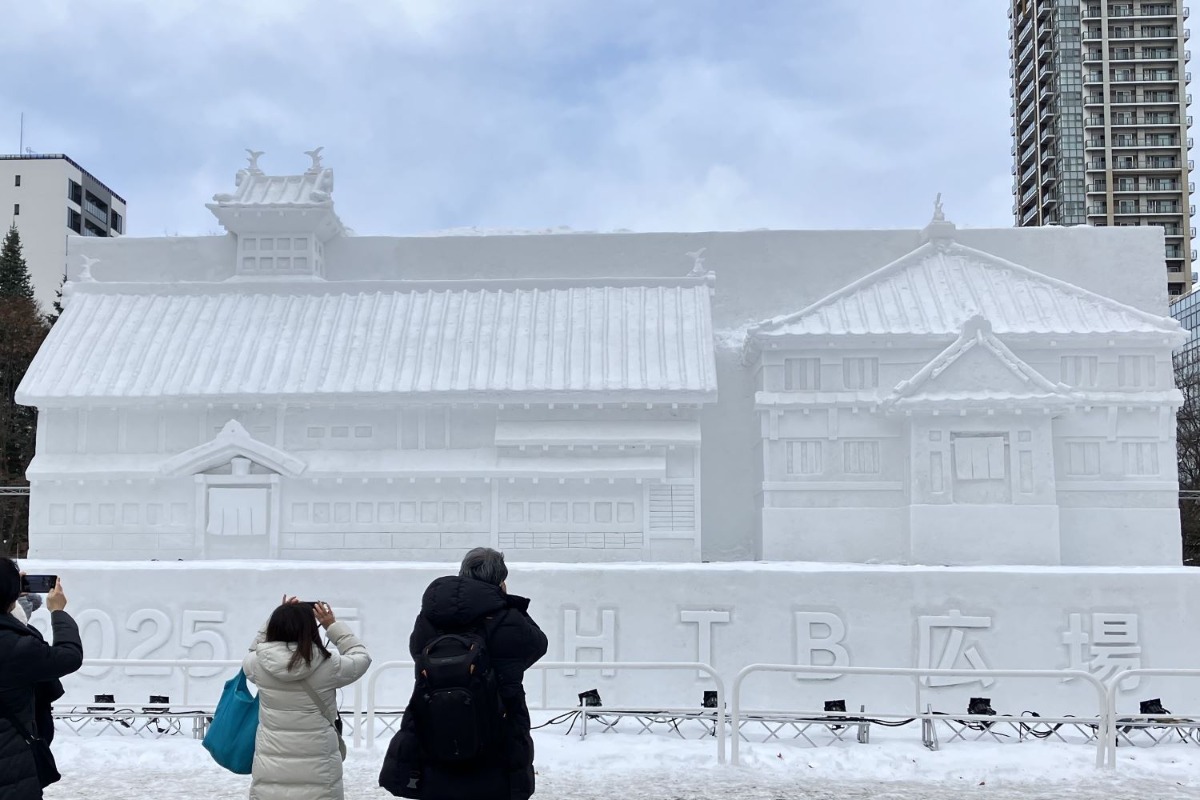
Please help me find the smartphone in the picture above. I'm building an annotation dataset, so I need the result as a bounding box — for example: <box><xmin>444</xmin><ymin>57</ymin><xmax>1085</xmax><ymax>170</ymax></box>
<box><xmin>21</xmin><ymin>575</ymin><xmax>57</xmax><ymax>594</ymax></box>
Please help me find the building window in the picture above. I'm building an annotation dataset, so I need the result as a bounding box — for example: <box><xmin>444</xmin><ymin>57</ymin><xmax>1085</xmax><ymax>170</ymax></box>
<box><xmin>784</xmin><ymin>358</ymin><xmax>821</xmax><ymax>391</ymax></box>
<box><xmin>11</xmin><ymin>204</ymin><xmax>17</xmax><ymax>216</ymax></box>
<box><xmin>843</xmin><ymin>441</ymin><xmax>881</xmax><ymax>475</ymax></box>
<box><xmin>13</xmin><ymin>175</ymin><xmax>18</xmax><ymax>187</ymax></box>
<box><xmin>1064</xmin><ymin>441</ymin><xmax>1102</xmax><ymax>477</ymax></box>
<box><xmin>842</xmin><ymin>357</ymin><xmax>879</xmax><ymax>390</ymax></box>
<box><xmin>1117</xmin><ymin>355</ymin><xmax>1156</xmax><ymax>388</ymax></box>
<box><xmin>1122</xmin><ymin>442</ymin><xmax>1159</xmax><ymax>476</ymax></box>
<box><xmin>68</xmin><ymin>180</ymin><xmax>82</xmax><ymax>204</ymax></box>
<box><xmin>67</xmin><ymin>209</ymin><xmax>81</xmax><ymax>233</ymax></box>
<box><xmin>1061</xmin><ymin>356</ymin><xmax>1100</xmax><ymax>388</ymax></box>
<box><xmin>952</xmin><ymin>436</ymin><xmax>1007</xmax><ymax>481</ymax></box>
<box><xmin>110</xmin><ymin>210</ymin><xmax>123</xmax><ymax>235</ymax></box>
<box><xmin>786</xmin><ymin>440</ymin><xmax>823</xmax><ymax>475</ymax></box>
<box><xmin>400</xmin><ymin>408</ymin><xmax>449</xmax><ymax>450</ymax></box>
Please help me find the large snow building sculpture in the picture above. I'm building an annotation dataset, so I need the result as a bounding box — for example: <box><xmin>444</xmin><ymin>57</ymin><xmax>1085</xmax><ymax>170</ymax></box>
<box><xmin>746</xmin><ymin>216</ymin><xmax>1188</xmax><ymax>566</ymax></box>
<box><xmin>14</xmin><ymin>156</ymin><xmax>1191</xmax><ymax>566</ymax></box>
<box><xmin>17</xmin><ymin>153</ymin><xmax>716</xmax><ymax>562</ymax></box>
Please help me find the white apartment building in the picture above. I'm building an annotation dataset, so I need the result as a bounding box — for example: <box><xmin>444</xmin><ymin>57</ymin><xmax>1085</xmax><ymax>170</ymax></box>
<box><xmin>0</xmin><ymin>154</ymin><xmax>126</xmax><ymax>310</ymax></box>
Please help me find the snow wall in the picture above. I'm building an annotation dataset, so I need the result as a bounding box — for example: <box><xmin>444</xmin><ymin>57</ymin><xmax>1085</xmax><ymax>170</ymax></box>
<box><xmin>22</xmin><ymin>559</ymin><xmax>1200</xmax><ymax>718</ymax></box>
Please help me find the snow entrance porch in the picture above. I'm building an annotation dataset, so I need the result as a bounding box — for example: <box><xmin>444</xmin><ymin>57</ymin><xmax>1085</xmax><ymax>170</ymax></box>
<box><xmin>15</xmin><ymin>150</ymin><xmax>1191</xmax><ymax>566</ymax></box>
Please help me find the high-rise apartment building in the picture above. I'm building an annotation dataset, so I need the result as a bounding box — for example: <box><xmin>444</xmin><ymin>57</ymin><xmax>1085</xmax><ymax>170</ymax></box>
<box><xmin>1010</xmin><ymin>0</ymin><xmax>1194</xmax><ymax>296</ymax></box>
<box><xmin>0</xmin><ymin>154</ymin><xmax>126</xmax><ymax>310</ymax></box>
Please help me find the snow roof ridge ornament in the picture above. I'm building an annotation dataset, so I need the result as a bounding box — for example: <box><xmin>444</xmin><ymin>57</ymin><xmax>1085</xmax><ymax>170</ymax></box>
<box><xmin>206</xmin><ymin>148</ymin><xmax>345</xmax><ymax>243</ymax></box>
<box><xmin>160</xmin><ymin>419</ymin><xmax>306</xmax><ymax>478</ymax></box>
<box><xmin>920</xmin><ymin>192</ymin><xmax>956</xmax><ymax>248</ymax></box>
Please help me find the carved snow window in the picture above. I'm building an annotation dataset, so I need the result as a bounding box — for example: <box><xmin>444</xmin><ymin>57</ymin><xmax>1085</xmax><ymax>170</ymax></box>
<box><xmin>1061</xmin><ymin>356</ymin><xmax>1100</xmax><ymax>388</ymax></box>
<box><xmin>843</xmin><ymin>441</ymin><xmax>880</xmax><ymax>475</ymax></box>
<box><xmin>206</xmin><ymin>488</ymin><xmax>267</xmax><ymax>537</ymax></box>
<box><xmin>1117</xmin><ymin>355</ymin><xmax>1156</xmax><ymax>388</ymax></box>
<box><xmin>1065</xmin><ymin>441</ymin><xmax>1102</xmax><ymax>476</ymax></box>
<box><xmin>842</xmin><ymin>357</ymin><xmax>879</xmax><ymax>390</ymax></box>
<box><xmin>1122</xmin><ymin>442</ymin><xmax>1159</xmax><ymax>476</ymax></box>
<box><xmin>786</xmin><ymin>440</ymin><xmax>823</xmax><ymax>475</ymax></box>
<box><xmin>952</xmin><ymin>436</ymin><xmax>1006</xmax><ymax>481</ymax></box>
<box><xmin>400</xmin><ymin>409</ymin><xmax>448</xmax><ymax>449</ymax></box>
<box><xmin>648</xmin><ymin>484</ymin><xmax>695</xmax><ymax>531</ymax></box>
<box><xmin>784</xmin><ymin>358</ymin><xmax>821</xmax><ymax>391</ymax></box>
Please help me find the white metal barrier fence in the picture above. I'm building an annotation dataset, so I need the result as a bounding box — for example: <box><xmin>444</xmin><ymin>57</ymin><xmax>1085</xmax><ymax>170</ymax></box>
<box><xmin>729</xmin><ymin>665</ymin><xmax>1110</xmax><ymax>768</ymax></box>
<box><xmin>364</xmin><ymin>660</ymin><xmax>727</xmax><ymax>764</ymax></box>
<box><xmin>59</xmin><ymin>658</ymin><xmax>1200</xmax><ymax>773</ymax></box>
<box><xmin>1104</xmin><ymin>668</ymin><xmax>1200</xmax><ymax>769</ymax></box>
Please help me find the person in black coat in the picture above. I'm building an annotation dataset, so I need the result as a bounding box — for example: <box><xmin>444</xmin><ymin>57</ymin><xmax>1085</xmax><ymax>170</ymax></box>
<box><xmin>380</xmin><ymin>548</ymin><xmax>548</xmax><ymax>800</ymax></box>
<box><xmin>0</xmin><ymin>560</ymin><xmax>83</xmax><ymax>800</ymax></box>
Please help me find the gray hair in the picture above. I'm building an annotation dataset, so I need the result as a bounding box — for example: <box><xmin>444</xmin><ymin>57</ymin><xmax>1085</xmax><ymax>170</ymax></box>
<box><xmin>459</xmin><ymin>547</ymin><xmax>508</xmax><ymax>586</ymax></box>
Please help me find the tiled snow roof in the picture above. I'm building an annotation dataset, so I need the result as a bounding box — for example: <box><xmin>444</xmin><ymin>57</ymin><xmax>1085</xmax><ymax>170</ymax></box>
<box><xmin>17</xmin><ymin>281</ymin><xmax>717</xmax><ymax>404</ymax></box>
<box><xmin>210</xmin><ymin>168</ymin><xmax>334</xmax><ymax>207</ymax></box>
<box><xmin>750</xmin><ymin>241</ymin><xmax>1187</xmax><ymax>340</ymax></box>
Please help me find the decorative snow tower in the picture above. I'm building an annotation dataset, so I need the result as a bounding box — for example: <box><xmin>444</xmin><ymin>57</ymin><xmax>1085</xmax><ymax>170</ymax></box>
<box><xmin>207</xmin><ymin>147</ymin><xmax>344</xmax><ymax>279</ymax></box>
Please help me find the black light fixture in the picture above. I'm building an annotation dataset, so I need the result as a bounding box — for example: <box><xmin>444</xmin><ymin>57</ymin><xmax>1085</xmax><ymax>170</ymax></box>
<box><xmin>1140</xmin><ymin>698</ymin><xmax>1170</xmax><ymax>716</ymax></box>
<box><xmin>578</xmin><ymin>689</ymin><xmax>602</xmax><ymax>708</ymax></box>
<box><xmin>824</xmin><ymin>699</ymin><xmax>847</xmax><ymax>714</ymax></box>
<box><xmin>144</xmin><ymin>695</ymin><xmax>170</xmax><ymax>714</ymax></box>
<box><xmin>702</xmin><ymin>691</ymin><xmax>720</xmax><ymax>709</ymax></box>
<box><xmin>89</xmin><ymin>694</ymin><xmax>115</xmax><ymax>713</ymax></box>
<box><xmin>967</xmin><ymin>697</ymin><xmax>996</xmax><ymax>717</ymax></box>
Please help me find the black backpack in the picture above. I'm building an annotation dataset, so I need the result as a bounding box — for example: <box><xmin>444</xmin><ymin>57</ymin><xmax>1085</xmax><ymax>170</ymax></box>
<box><xmin>413</xmin><ymin>628</ymin><xmax>504</xmax><ymax>763</ymax></box>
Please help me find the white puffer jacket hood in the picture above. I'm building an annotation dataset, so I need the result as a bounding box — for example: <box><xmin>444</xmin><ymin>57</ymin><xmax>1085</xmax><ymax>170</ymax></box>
<box><xmin>253</xmin><ymin>641</ymin><xmax>323</xmax><ymax>683</ymax></box>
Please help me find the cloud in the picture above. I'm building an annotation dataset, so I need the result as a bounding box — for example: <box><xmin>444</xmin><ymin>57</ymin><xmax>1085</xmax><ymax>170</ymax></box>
<box><xmin>0</xmin><ymin>1</ymin><xmax>1016</xmax><ymax>236</ymax></box>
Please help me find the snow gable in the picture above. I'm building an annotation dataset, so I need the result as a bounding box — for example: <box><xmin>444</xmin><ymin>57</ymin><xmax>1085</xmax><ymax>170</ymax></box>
<box><xmin>748</xmin><ymin>239</ymin><xmax>1187</xmax><ymax>342</ymax></box>
<box><xmin>883</xmin><ymin>316</ymin><xmax>1076</xmax><ymax>411</ymax></box>
<box><xmin>160</xmin><ymin>420</ymin><xmax>306</xmax><ymax>477</ymax></box>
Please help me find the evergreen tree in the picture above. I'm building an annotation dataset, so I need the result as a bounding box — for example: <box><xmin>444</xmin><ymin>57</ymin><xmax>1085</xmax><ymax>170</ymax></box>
<box><xmin>0</xmin><ymin>223</ymin><xmax>46</xmax><ymax>556</ymax></box>
<box><xmin>45</xmin><ymin>276</ymin><xmax>65</xmax><ymax>326</ymax></box>
<box><xmin>0</xmin><ymin>224</ymin><xmax>35</xmax><ymax>302</ymax></box>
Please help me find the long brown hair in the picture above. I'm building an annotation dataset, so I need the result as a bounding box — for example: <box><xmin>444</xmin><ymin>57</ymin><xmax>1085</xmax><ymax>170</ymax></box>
<box><xmin>265</xmin><ymin>603</ymin><xmax>331</xmax><ymax>671</ymax></box>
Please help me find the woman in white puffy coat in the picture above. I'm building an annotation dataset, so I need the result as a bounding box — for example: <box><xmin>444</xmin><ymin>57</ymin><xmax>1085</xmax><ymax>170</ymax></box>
<box><xmin>243</xmin><ymin>598</ymin><xmax>371</xmax><ymax>800</ymax></box>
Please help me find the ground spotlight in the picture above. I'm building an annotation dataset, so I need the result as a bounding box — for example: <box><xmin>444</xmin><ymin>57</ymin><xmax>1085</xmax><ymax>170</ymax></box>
<box><xmin>578</xmin><ymin>689</ymin><xmax>602</xmax><ymax>708</ymax></box>
<box><xmin>702</xmin><ymin>691</ymin><xmax>720</xmax><ymax>709</ymax></box>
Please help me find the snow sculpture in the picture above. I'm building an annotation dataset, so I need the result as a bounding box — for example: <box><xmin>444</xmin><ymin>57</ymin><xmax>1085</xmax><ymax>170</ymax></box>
<box><xmin>13</xmin><ymin>156</ymin><xmax>1189</xmax><ymax>567</ymax></box>
<box><xmin>17</xmin><ymin>152</ymin><xmax>716</xmax><ymax>563</ymax></box>
<box><xmin>745</xmin><ymin>212</ymin><xmax>1188</xmax><ymax>566</ymax></box>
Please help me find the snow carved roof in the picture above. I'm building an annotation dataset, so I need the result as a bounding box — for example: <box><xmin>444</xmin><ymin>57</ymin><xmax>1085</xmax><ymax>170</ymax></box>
<box><xmin>160</xmin><ymin>420</ymin><xmax>306</xmax><ymax>477</ymax></box>
<box><xmin>750</xmin><ymin>240</ymin><xmax>1186</xmax><ymax>340</ymax></box>
<box><xmin>882</xmin><ymin>316</ymin><xmax>1078</xmax><ymax>410</ymax></box>
<box><xmin>17</xmin><ymin>280</ymin><xmax>717</xmax><ymax>404</ymax></box>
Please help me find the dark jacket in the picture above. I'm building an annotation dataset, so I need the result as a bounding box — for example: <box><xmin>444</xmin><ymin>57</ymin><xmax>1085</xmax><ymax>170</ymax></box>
<box><xmin>0</xmin><ymin>611</ymin><xmax>83</xmax><ymax>800</ymax></box>
<box><xmin>380</xmin><ymin>577</ymin><xmax>548</xmax><ymax>800</ymax></box>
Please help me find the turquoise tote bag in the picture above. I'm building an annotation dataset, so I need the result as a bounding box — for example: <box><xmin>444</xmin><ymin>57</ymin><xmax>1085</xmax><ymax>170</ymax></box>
<box><xmin>202</xmin><ymin>670</ymin><xmax>260</xmax><ymax>774</ymax></box>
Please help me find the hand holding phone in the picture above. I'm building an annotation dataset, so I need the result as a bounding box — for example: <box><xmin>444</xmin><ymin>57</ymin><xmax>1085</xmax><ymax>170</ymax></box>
<box><xmin>45</xmin><ymin>579</ymin><xmax>67</xmax><ymax>613</ymax></box>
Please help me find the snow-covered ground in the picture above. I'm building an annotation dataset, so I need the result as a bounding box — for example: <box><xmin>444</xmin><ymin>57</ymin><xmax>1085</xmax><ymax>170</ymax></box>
<box><xmin>42</xmin><ymin>725</ymin><xmax>1200</xmax><ymax>799</ymax></box>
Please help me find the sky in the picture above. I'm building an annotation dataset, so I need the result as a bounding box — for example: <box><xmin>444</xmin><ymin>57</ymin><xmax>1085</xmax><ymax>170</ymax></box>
<box><xmin>1</xmin><ymin>1</ymin><xmax>1016</xmax><ymax>237</ymax></box>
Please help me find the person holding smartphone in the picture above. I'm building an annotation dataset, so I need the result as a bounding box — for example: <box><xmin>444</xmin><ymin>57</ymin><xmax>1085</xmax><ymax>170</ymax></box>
<box><xmin>0</xmin><ymin>559</ymin><xmax>83</xmax><ymax>799</ymax></box>
<box><xmin>243</xmin><ymin>596</ymin><xmax>371</xmax><ymax>800</ymax></box>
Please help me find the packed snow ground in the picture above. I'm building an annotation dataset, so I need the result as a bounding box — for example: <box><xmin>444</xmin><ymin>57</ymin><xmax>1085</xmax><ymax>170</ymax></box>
<box><xmin>42</xmin><ymin>727</ymin><xmax>1200</xmax><ymax>799</ymax></box>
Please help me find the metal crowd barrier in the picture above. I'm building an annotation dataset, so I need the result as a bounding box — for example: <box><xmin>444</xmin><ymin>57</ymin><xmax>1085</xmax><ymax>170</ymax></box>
<box><xmin>364</xmin><ymin>660</ymin><xmax>727</xmax><ymax>764</ymax></box>
<box><xmin>56</xmin><ymin>658</ymin><xmax>1200</xmax><ymax>773</ymax></box>
<box><xmin>728</xmin><ymin>664</ymin><xmax>1110</xmax><ymax>768</ymax></box>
